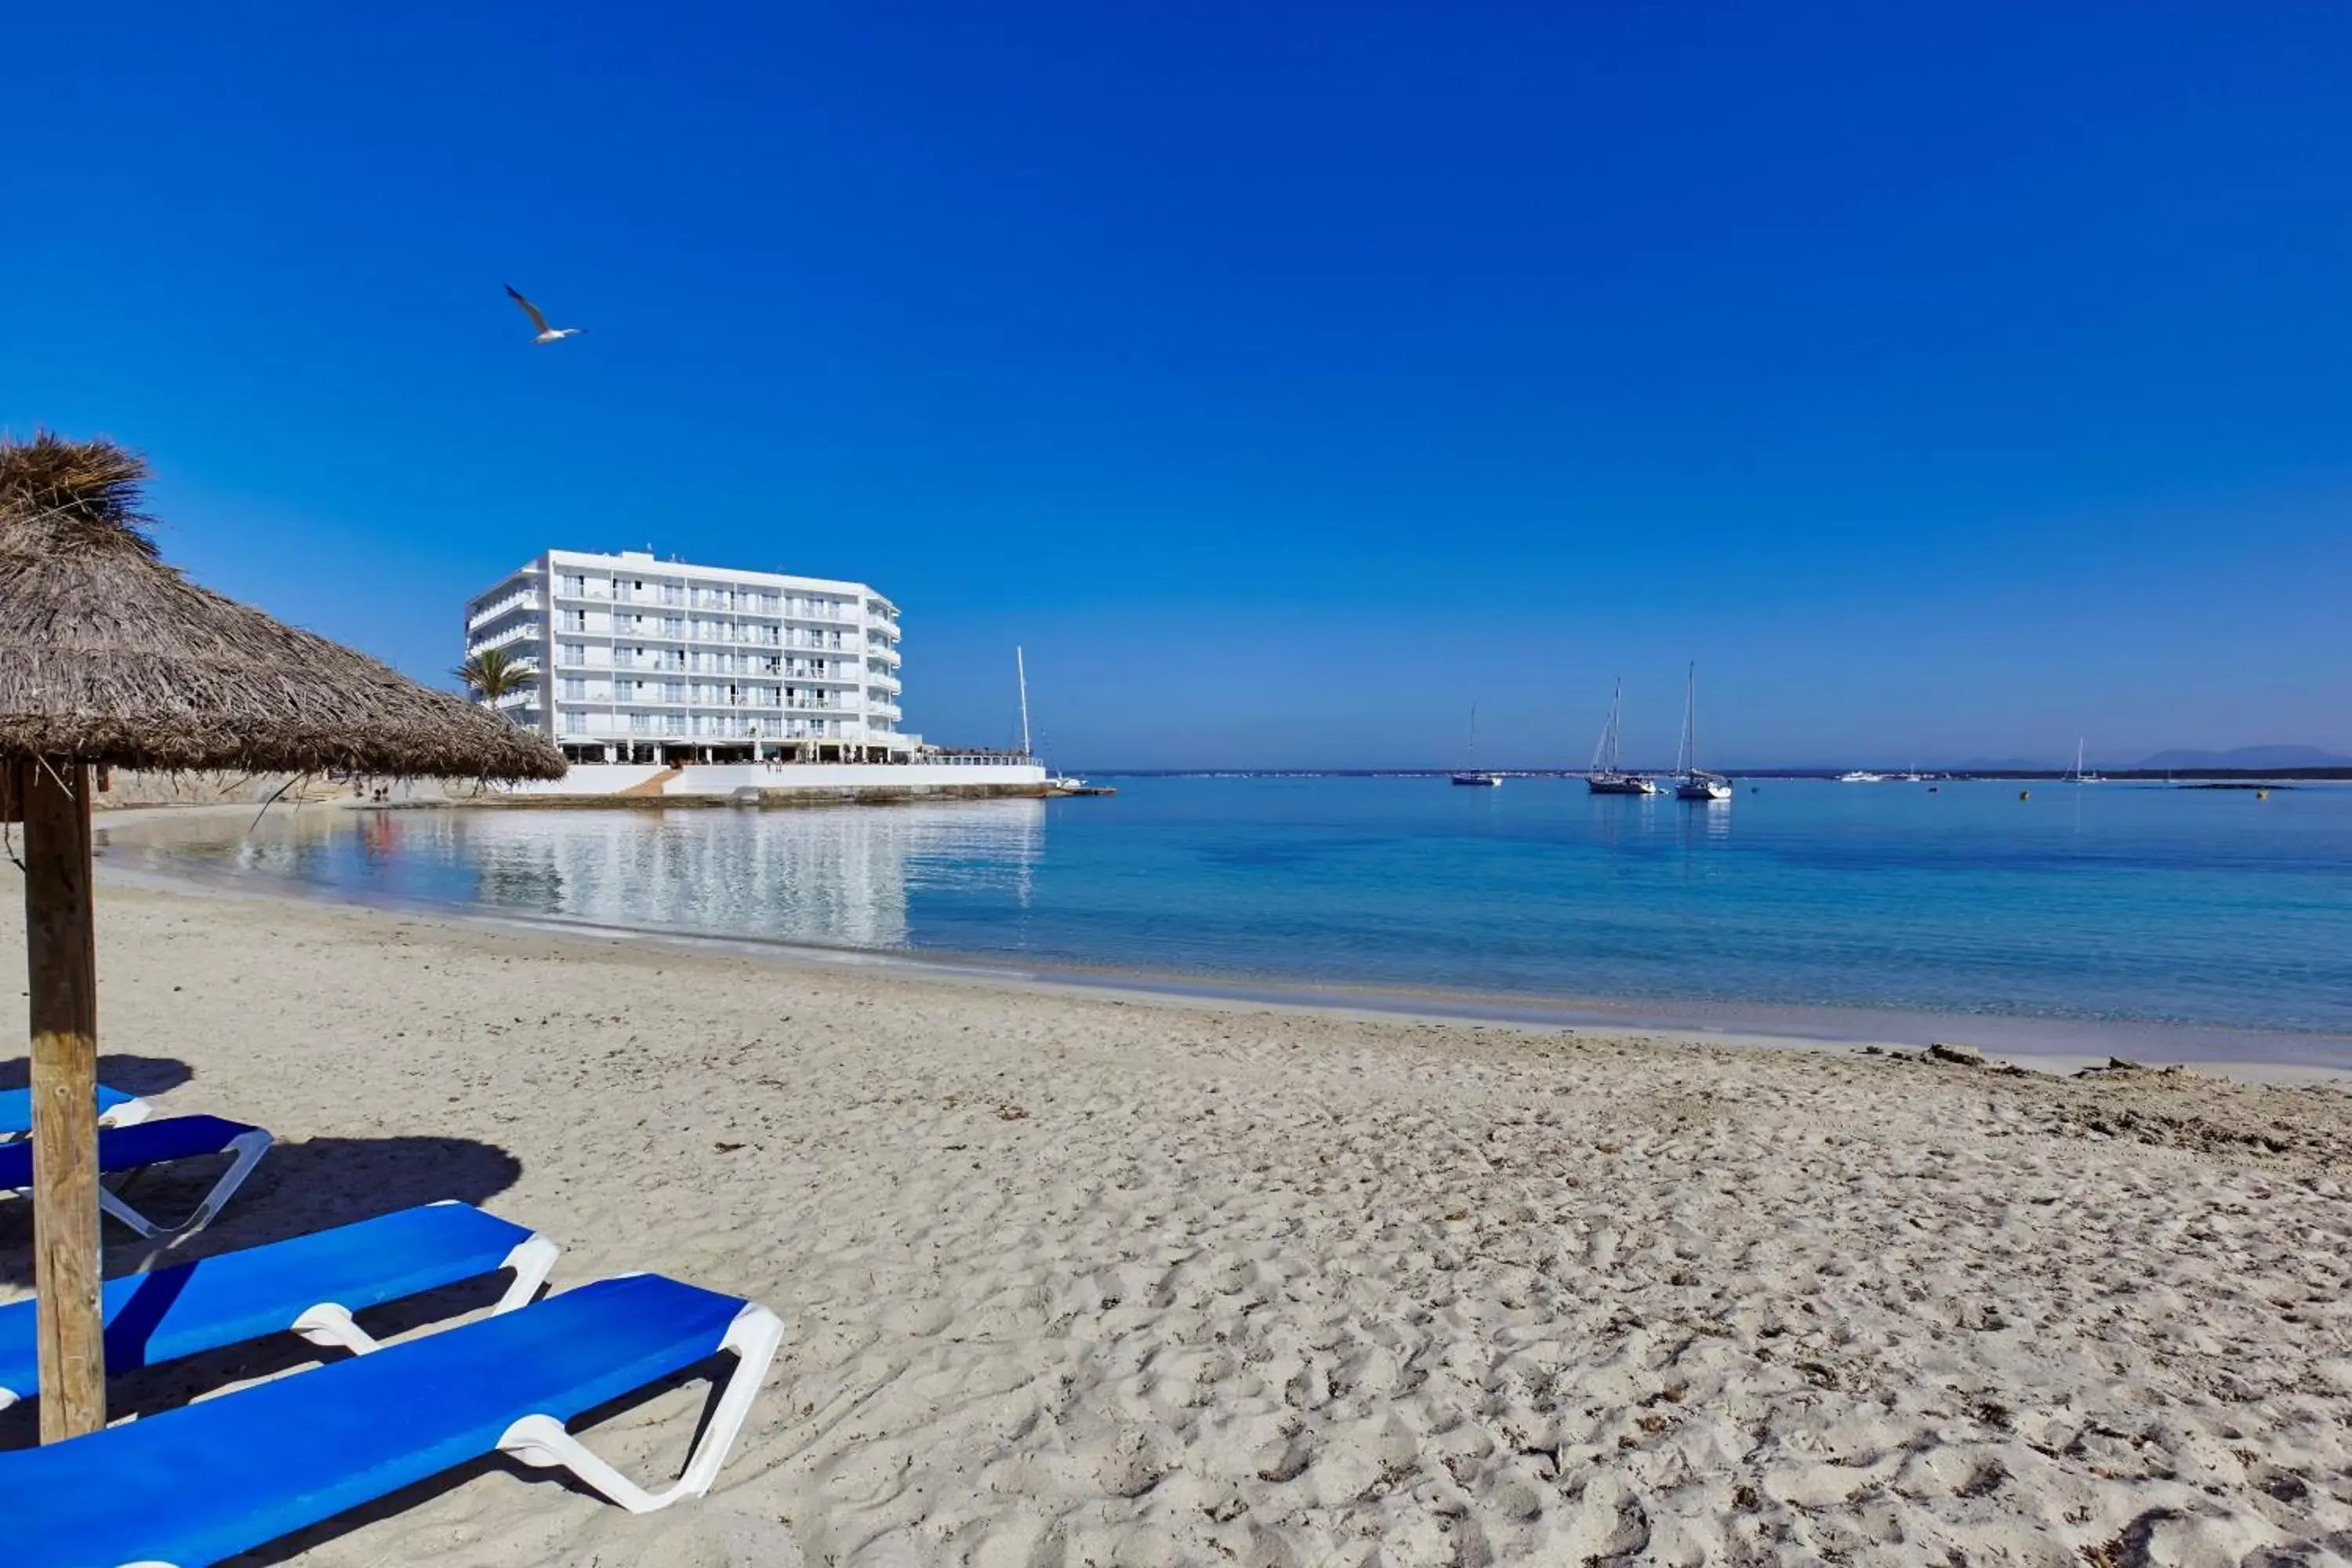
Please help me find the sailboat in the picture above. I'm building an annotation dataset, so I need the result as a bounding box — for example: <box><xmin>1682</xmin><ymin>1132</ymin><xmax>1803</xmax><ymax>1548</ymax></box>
<box><xmin>1587</xmin><ymin>677</ymin><xmax>1658</xmax><ymax>794</ymax></box>
<box><xmin>1017</xmin><ymin>646</ymin><xmax>1091</xmax><ymax>795</ymax></box>
<box><xmin>2067</xmin><ymin>738</ymin><xmax>2107</xmax><ymax>784</ymax></box>
<box><xmin>1672</xmin><ymin>663</ymin><xmax>1733</xmax><ymax>801</ymax></box>
<box><xmin>1451</xmin><ymin>704</ymin><xmax>1503</xmax><ymax>786</ymax></box>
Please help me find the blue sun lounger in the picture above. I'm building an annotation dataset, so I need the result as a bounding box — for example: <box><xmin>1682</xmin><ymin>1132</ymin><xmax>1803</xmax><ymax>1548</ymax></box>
<box><xmin>0</xmin><ymin>1085</ymin><xmax>152</xmax><ymax>1139</ymax></box>
<box><xmin>1</xmin><ymin>1272</ymin><xmax>787</xmax><ymax>1567</ymax></box>
<box><xmin>0</xmin><ymin>1202</ymin><xmax>560</xmax><ymax>1410</ymax></box>
<box><xmin>0</xmin><ymin>1115</ymin><xmax>272</xmax><ymax>1239</ymax></box>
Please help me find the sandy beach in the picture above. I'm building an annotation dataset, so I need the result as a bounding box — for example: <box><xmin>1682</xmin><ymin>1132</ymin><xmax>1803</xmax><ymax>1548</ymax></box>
<box><xmin>5</xmin><ymin>869</ymin><xmax>2351</xmax><ymax>1566</ymax></box>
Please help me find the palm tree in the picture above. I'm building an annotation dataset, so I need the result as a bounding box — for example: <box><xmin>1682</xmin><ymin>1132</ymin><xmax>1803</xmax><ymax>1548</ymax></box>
<box><xmin>454</xmin><ymin>646</ymin><xmax>535</xmax><ymax>715</ymax></box>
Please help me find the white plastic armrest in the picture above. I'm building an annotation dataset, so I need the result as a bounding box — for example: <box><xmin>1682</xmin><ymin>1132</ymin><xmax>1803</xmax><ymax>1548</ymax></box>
<box><xmin>100</xmin><ymin>1098</ymin><xmax>154</xmax><ymax>1130</ymax></box>
<box><xmin>185</xmin><ymin>1129</ymin><xmax>275</xmax><ymax>1232</ymax></box>
<box><xmin>495</xmin><ymin>1235</ymin><xmax>563</xmax><ymax>1314</ymax></box>
<box><xmin>495</xmin><ymin>1303</ymin><xmax>787</xmax><ymax>1514</ymax></box>
<box><xmin>290</xmin><ymin>1301</ymin><xmax>383</xmax><ymax>1355</ymax></box>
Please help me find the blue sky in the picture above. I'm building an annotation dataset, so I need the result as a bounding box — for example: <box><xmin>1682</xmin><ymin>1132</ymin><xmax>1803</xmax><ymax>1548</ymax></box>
<box><xmin>7</xmin><ymin>3</ymin><xmax>2347</xmax><ymax>768</ymax></box>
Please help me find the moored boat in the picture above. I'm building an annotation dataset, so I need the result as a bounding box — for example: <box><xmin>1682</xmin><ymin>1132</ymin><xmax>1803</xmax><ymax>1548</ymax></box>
<box><xmin>1587</xmin><ymin>677</ymin><xmax>1658</xmax><ymax>794</ymax></box>
<box><xmin>1452</xmin><ymin>704</ymin><xmax>1503</xmax><ymax>786</ymax></box>
<box><xmin>1671</xmin><ymin>663</ymin><xmax>1733</xmax><ymax>801</ymax></box>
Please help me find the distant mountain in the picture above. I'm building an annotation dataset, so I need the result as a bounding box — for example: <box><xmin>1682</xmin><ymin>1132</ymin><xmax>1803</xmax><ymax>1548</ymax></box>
<box><xmin>2134</xmin><ymin>745</ymin><xmax>2352</xmax><ymax>771</ymax></box>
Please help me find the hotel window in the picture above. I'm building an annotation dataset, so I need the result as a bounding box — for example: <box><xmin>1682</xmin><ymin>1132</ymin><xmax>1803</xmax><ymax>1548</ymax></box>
<box><xmin>558</xmin><ymin>641</ymin><xmax>587</xmax><ymax>665</ymax></box>
<box><xmin>560</xmin><ymin>574</ymin><xmax>586</xmax><ymax>596</ymax></box>
<box><xmin>559</xmin><ymin>677</ymin><xmax>586</xmax><ymax>700</ymax></box>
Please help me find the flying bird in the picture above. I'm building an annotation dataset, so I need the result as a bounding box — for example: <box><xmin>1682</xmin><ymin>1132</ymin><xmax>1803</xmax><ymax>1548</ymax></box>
<box><xmin>504</xmin><ymin>284</ymin><xmax>584</xmax><ymax>343</ymax></box>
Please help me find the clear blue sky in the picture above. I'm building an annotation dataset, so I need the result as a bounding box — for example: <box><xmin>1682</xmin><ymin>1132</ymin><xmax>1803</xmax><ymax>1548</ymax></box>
<box><xmin>7</xmin><ymin>3</ymin><xmax>2347</xmax><ymax>769</ymax></box>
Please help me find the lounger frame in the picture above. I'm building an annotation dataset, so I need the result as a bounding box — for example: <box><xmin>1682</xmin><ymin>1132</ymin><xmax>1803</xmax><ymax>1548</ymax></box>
<box><xmin>496</xmin><ymin>1294</ymin><xmax>786</xmax><ymax>1512</ymax></box>
<box><xmin>97</xmin><ymin>1127</ymin><xmax>275</xmax><ymax>1240</ymax></box>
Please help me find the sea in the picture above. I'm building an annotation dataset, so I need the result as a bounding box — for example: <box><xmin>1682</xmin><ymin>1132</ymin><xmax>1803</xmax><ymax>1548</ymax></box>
<box><xmin>97</xmin><ymin>776</ymin><xmax>2352</xmax><ymax>1065</ymax></box>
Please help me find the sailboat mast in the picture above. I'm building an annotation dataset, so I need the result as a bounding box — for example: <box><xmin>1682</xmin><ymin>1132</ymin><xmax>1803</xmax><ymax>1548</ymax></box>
<box><xmin>1603</xmin><ymin>678</ymin><xmax>1623</xmax><ymax>772</ymax></box>
<box><xmin>1016</xmin><ymin>646</ymin><xmax>1033</xmax><ymax>758</ymax></box>
<box><xmin>1678</xmin><ymin>663</ymin><xmax>1695</xmax><ymax>774</ymax></box>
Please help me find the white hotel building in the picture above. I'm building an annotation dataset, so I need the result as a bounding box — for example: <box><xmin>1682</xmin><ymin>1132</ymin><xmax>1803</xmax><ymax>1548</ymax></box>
<box><xmin>463</xmin><ymin>550</ymin><xmax>914</xmax><ymax>765</ymax></box>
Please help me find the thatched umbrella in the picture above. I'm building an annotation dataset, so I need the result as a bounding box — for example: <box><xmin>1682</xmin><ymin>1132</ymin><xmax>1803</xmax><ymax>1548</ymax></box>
<box><xmin>0</xmin><ymin>433</ymin><xmax>563</xmax><ymax>1441</ymax></box>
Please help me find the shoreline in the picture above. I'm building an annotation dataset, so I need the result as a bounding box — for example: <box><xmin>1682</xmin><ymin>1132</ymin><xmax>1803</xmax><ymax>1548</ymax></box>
<box><xmin>93</xmin><ymin>850</ymin><xmax>2352</xmax><ymax>1087</ymax></box>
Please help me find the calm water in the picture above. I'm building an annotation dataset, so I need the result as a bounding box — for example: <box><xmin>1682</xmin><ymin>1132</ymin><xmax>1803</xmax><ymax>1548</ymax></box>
<box><xmin>100</xmin><ymin>778</ymin><xmax>2352</xmax><ymax>1047</ymax></box>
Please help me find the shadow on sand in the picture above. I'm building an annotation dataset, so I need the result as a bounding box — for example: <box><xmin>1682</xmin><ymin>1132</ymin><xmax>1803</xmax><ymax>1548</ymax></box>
<box><xmin>0</xmin><ymin>1133</ymin><xmax>526</xmax><ymax>1451</ymax></box>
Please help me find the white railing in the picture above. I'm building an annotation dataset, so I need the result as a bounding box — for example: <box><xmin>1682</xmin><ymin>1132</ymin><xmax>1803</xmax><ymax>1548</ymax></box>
<box><xmin>466</xmin><ymin>623</ymin><xmax>543</xmax><ymax>657</ymax></box>
<box><xmin>466</xmin><ymin>591</ymin><xmax>541</xmax><ymax>630</ymax></box>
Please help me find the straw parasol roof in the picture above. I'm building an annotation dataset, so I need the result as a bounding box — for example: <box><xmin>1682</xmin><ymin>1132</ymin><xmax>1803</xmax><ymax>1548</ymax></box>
<box><xmin>0</xmin><ymin>433</ymin><xmax>564</xmax><ymax>781</ymax></box>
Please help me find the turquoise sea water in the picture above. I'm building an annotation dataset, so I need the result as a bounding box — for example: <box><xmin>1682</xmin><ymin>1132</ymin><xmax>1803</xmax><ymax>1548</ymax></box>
<box><xmin>100</xmin><ymin>778</ymin><xmax>2352</xmax><ymax>1053</ymax></box>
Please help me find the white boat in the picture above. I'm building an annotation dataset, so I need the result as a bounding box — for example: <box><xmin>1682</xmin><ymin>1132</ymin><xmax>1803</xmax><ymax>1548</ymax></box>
<box><xmin>2067</xmin><ymin>739</ymin><xmax>2107</xmax><ymax>783</ymax></box>
<box><xmin>1452</xmin><ymin>703</ymin><xmax>1503</xmax><ymax>786</ymax></box>
<box><xmin>1838</xmin><ymin>770</ymin><xmax>1886</xmax><ymax>783</ymax></box>
<box><xmin>1671</xmin><ymin>664</ymin><xmax>1733</xmax><ymax>801</ymax></box>
<box><xmin>1587</xmin><ymin>677</ymin><xmax>1659</xmax><ymax>795</ymax></box>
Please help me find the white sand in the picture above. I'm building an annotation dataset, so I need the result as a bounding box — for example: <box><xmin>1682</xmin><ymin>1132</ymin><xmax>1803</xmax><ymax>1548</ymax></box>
<box><xmin>5</xmin><ymin>873</ymin><xmax>2351</xmax><ymax>1566</ymax></box>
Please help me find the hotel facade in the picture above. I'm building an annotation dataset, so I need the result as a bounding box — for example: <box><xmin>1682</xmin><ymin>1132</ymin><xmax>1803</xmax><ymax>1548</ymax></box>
<box><xmin>463</xmin><ymin>550</ymin><xmax>913</xmax><ymax>764</ymax></box>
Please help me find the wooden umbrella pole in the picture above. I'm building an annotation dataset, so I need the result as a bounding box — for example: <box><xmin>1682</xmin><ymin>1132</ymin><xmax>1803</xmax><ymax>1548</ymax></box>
<box><xmin>21</xmin><ymin>757</ymin><xmax>104</xmax><ymax>1441</ymax></box>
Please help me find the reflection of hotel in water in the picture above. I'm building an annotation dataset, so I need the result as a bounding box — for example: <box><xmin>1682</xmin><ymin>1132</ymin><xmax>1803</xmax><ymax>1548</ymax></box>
<box><xmin>409</xmin><ymin>801</ymin><xmax>1047</xmax><ymax>948</ymax></box>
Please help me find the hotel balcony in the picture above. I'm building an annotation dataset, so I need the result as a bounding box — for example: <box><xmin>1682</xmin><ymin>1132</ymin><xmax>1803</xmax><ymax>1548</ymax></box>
<box><xmin>560</xmin><ymin>622</ymin><xmax>855</xmax><ymax>653</ymax></box>
<box><xmin>466</xmin><ymin>624</ymin><xmax>545</xmax><ymax>658</ymax></box>
<box><xmin>466</xmin><ymin>591</ymin><xmax>542</xmax><ymax>632</ymax></box>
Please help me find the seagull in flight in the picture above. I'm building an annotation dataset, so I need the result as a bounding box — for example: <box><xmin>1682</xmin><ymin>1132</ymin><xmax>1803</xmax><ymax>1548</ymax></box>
<box><xmin>505</xmin><ymin>284</ymin><xmax>584</xmax><ymax>343</ymax></box>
